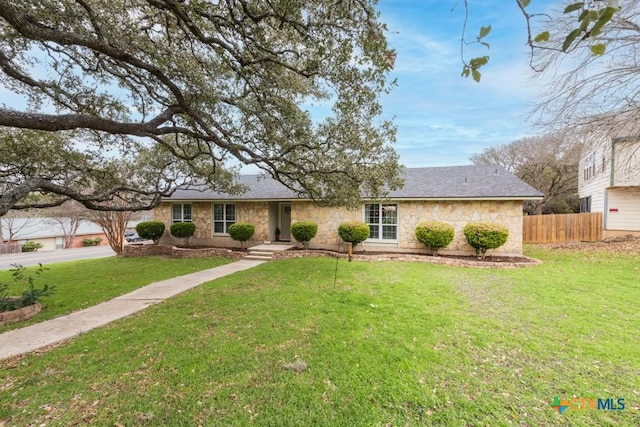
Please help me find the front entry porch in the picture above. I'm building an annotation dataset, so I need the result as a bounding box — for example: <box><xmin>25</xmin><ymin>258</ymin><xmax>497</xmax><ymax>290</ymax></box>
<box><xmin>268</xmin><ymin>201</ymin><xmax>292</xmax><ymax>242</ymax></box>
<box><xmin>245</xmin><ymin>243</ymin><xmax>296</xmax><ymax>261</ymax></box>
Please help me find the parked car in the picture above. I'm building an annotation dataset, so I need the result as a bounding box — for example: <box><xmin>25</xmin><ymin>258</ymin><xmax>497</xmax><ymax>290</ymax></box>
<box><xmin>124</xmin><ymin>230</ymin><xmax>144</xmax><ymax>242</ymax></box>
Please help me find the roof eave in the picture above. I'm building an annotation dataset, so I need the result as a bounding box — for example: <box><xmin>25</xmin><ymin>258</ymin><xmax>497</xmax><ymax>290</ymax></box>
<box><xmin>163</xmin><ymin>196</ymin><xmax>543</xmax><ymax>203</ymax></box>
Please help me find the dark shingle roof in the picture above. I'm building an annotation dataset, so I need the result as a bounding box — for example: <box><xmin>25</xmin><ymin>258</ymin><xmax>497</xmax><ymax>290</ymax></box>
<box><xmin>168</xmin><ymin>165</ymin><xmax>542</xmax><ymax>201</ymax></box>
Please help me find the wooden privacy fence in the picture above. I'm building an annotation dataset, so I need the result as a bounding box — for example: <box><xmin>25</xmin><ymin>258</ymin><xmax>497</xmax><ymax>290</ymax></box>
<box><xmin>0</xmin><ymin>243</ymin><xmax>21</xmax><ymax>255</ymax></box>
<box><xmin>523</xmin><ymin>212</ymin><xmax>603</xmax><ymax>243</ymax></box>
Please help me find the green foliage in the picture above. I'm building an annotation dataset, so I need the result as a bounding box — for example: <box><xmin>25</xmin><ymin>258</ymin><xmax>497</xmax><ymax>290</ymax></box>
<box><xmin>414</xmin><ymin>221</ymin><xmax>455</xmax><ymax>256</ymax></box>
<box><xmin>21</xmin><ymin>242</ymin><xmax>43</xmax><ymax>252</ymax></box>
<box><xmin>0</xmin><ymin>264</ymin><xmax>56</xmax><ymax>312</ymax></box>
<box><xmin>290</xmin><ymin>221</ymin><xmax>318</xmax><ymax>249</ymax></box>
<box><xmin>82</xmin><ymin>237</ymin><xmax>103</xmax><ymax>247</ymax></box>
<box><xmin>228</xmin><ymin>223</ymin><xmax>255</xmax><ymax>249</ymax></box>
<box><xmin>590</xmin><ymin>43</ymin><xmax>606</xmax><ymax>55</ymax></box>
<box><xmin>562</xmin><ymin>2</ymin><xmax>619</xmax><ymax>52</ymax></box>
<box><xmin>462</xmin><ymin>55</ymin><xmax>490</xmax><ymax>83</ymax></box>
<box><xmin>136</xmin><ymin>221</ymin><xmax>166</xmax><ymax>244</ymax></box>
<box><xmin>338</xmin><ymin>222</ymin><xmax>370</xmax><ymax>248</ymax></box>
<box><xmin>463</xmin><ymin>222</ymin><xmax>509</xmax><ymax>259</ymax></box>
<box><xmin>0</xmin><ymin>1</ymin><xmax>403</xmax><ymax>214</ymax></box>
<box><xmin>170</xmin><ymin>222</ymin><xmax>196</xmax><ymax>246</ymax></box>
<box><xmin>534</xmin><ymin>31</ymin><xmax>550</xmax><ymax>43</ymax></box>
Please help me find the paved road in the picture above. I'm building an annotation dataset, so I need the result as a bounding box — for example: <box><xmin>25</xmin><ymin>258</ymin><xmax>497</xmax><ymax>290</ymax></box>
<box><xmin>0</xmin><ymin>246</ymin><xmax>115</xmax><ymax>270</ymax></box>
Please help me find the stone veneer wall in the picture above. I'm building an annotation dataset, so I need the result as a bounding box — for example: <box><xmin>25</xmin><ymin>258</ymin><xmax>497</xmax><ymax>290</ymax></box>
<box><xmin>291</xmin><ymin>202</ymin><xmax>360</xmax><ymax>248</ymax></box>
<box><xmin>156</xmin><ymin>199</ymin><xmax>525</xmax><ymax>255</ymax></box>
<box><xmin>236</xmin><ymin>201</ymin><xmax>270</xmax><ymax>244</ymax></box>
<box><xmin>399</xmin><ymin>200</ymin><xmax>523</xmax><ymax>255</ymax></box>
<box><xmin>157</xmin><ymin>202</ymin><xmax>213</xmax><ymax>246</ymax></box>
<box><xmin>290</xmin><ymin>200</ymin><xmax>524</xmax><ymax>256</ymax></box>
<box><xmin>157</xmin><ymin>201</ymin><xmax>269</xmax><ymax>248</ymax></box>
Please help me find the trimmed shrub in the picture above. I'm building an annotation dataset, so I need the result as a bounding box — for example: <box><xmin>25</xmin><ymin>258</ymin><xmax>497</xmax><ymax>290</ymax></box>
<box><xmin>21</xmin><ymin>242</ymin><xmax>43</xmax><ymax>252</ymax></box>
<box><xmin>228</xmin><ymin>222</ymin><xmax>255</xmax><ymax>250</ymax></box>
<box><xmin>170</xmin><ymin>222</ymin><xmax>196</xmax><ymax>247</ymax></box>
<box><xmin>337</xmin><ymin>221</ymin><xmax>370</xmax><ymax>249</ymax></box>
<box><xmin>136</xmin><ymin>221</ymin><xmax>166</xmax><ymax>244</ymax></box>
<box><xmin>415</xmin><ymin>221</ymin><xmax>454</xmax><ymax>256</ymax></box>
<box><xmin>82</xmin><ymin>237</ymin><xmax>103</xmax><ymax>247</ymax></box>
<box><xmin>463</xmin><ymin>222</ymin><xmax>509</xmax><ymax>259</ymax></box>
<box><xmin>290</xmin><ymin>221</ymin><xmax>318</xmax><ymax>249</ymax></box>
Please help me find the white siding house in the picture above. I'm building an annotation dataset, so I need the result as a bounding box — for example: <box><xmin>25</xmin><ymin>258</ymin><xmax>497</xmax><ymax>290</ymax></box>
<box><xmin>579</xmin><ymin>136</ymin><xmax>640</xmax><ymax>237</ymax></box>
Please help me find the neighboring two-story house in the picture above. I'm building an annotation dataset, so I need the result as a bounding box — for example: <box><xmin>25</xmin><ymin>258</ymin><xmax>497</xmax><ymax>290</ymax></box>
<box><xmin>579</xmin><ymin>135</ymin><xmax>640</xmax><ymax>237</ymax></box>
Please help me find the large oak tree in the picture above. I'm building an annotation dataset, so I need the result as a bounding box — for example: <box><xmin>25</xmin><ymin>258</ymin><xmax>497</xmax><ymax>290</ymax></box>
<box><xmin>0</xmin><ymin>0</ymin><xmax>402</xmax><ymax>216</ymax></box>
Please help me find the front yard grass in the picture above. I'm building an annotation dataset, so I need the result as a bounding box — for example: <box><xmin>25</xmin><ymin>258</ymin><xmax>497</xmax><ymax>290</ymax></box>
<box><xmin>1</xmin><ymin>247</ymin><xmax>638</xmax><ymax>426</ymax></box>
<box><xmin>0</xmin><ymin>256</ymin><xmax>232</xmax><ymax>332</ymax></box>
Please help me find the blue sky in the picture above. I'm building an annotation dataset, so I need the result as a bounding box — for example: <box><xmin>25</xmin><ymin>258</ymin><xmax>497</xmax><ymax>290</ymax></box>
<box><xmin>377</xmin><ymin>0</ymin><xmax>543</xmax><ymax>167</ymax></box>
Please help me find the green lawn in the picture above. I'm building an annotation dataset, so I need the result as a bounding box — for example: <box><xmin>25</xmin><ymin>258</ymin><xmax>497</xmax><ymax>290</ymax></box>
<box><xmin>1</xmin><ymin>247</ymin><xmax>638</xmax><ymax>426</ymax></box>
<box><xmin>0</xmin><ymin>256</ymin><xmax>232</xmax><ymax>332</ymax></box>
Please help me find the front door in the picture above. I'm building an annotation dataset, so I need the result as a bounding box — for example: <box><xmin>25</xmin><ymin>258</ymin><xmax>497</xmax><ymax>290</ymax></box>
<box><xmin>279</xmin><ymin>203</ymin><xmax>292</xmax><ymax>241</ymax></box>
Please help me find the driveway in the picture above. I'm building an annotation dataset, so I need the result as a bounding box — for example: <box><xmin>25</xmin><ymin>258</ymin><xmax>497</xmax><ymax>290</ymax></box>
<box><xmin>0</xmin><ymin>246</ymin><xmax>115</xmax><ymax>270</ymax></box>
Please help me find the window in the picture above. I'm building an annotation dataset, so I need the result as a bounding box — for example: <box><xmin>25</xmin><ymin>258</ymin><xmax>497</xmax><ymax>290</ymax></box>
<box><xmin>579</xmin><ymin>196</ymin><xmax>591</xmax><ymax>213</ymax></box>
<box><xmin>364</xmin><ymin>203</ymin><xmax>398</xmax><ymax>240</ymax></box>
<box><xmin>213</xmin><ymin>203</ymin><xmax>235</xmax><ymax>234</ymax></box>
<box><xmin>583</xmin><ymin>153</ymin><xmax>596</xmax><ymax>181</ymax></box>
<box><xmin>172</xmin><ymin>203</ymin><xmax>192</xmax><ymax>223</ymax></box>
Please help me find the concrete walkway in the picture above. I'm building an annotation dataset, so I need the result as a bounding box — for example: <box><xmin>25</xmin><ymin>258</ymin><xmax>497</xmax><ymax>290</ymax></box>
<box><xmin>0</xmin><ymin>259</ymin><xmax>264</xmax><ymax>360</ymax></box>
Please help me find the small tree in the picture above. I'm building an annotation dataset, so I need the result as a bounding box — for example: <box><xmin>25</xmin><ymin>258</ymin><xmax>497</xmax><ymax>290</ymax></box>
<box><xmin>136</xmin><ymin>221</ymin><xmax>166</xmax><ymax>245</ymax></box>
<box><xmin>337</xmin><ymin>221</ymin><xmax>370</xmax><ymax>250</ymax></box>
<box><xmin>415</xmin><ymin>221</ymin><xmax>454</xmax><ymax>256</ymax></box>
<box><xmin>90</xmin><ymin>201</ymin><xmax>135</xmax><ymax>256</ymax></box>
<box><xmin>170</xmin><ymin>222</ymin><xmax>196</xmax><ymax>247</ymax></box>
<box><xmin>463</xmin><ymin>222</ymin><xmax>509</xmax><ymax>259</ymax></box>
<box><xmin>291</xmin><ymin>221</ymin><xmax>318</xmax><ymax>250</ymax></box>
<box><xmin>228</xmin><ymin>223</ymin><xmax>255</xmax><ymax>250</ymax></box>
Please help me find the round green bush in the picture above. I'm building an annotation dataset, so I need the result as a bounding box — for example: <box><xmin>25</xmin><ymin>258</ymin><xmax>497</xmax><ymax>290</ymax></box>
<box><xmin>21</xmin><ymin>242</ymin><xmax>43</xmax><ymax>252</ymax></box>
<box><xmin>136</xmin><ymin>221</ymin><xmax>166</xmax><ymax>244</ymax></box>
<box><xmin>228</xmin><ymin>222</ymin><xmax>255</xmax><ymax>249</ymax></box>
<box><xmin>338</xmin><ymin>221</ymin><xmax>370</xmax><ymax>248</ymax></box>
<box><xmin>290</xmin><ymin>221</ymin><xmax>318</xmax><ymax>249</ymax></box>
<box><xmin>463</xmin><ymin>222</ymin><xmax>509</xmax><ymax>258</ymax></box>
<box><xmin>415</xmin><ymin>221</ymin><xmax>454</xmax><ymax>255</ymax></box>
<box><xmin>170</xmin><ymin>222</ymin><xmax>196</xmax><ymax>246</ymax></box>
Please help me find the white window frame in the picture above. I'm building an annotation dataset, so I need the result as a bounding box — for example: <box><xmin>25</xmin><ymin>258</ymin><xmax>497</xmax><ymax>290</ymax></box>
<box><xmin>172</xmin><ymin>203</ymin><xmax>192</xmax><ymax>223</ymax></box>
<box><xmin>213</xmin><ymin>203</ymin><xmax>236</xmax><ymax>235</ymax></box>
<box><xmin>364</xmin><ymin>203</ymin><xmax>399</xmax><ymax>242</ymax></box>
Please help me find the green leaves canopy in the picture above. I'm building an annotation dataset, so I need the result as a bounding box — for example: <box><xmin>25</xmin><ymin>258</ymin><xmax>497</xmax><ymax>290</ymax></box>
<box><xmin>0</xmin><ymin>0</ymin><xmax>402</xmax><ymax>214</ymax></box>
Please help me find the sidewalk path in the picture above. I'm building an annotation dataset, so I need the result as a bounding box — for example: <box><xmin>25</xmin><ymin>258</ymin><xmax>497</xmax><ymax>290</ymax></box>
<box><xmin>0</xmin><ymin>259</ymin><xmax>264</xmax><ymax>360</ymax></box>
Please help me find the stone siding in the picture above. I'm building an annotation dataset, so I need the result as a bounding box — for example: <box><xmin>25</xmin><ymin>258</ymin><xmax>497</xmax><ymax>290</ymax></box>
<box><xmin>157</xmin><ymin>202</ymin><xmax>213</xmax><ymax>246</ymax></box>
<box><xmin>156</xmin><ymin>199</ymin><xmax>525</xmax><ymax>255</ymax></box>
<box><xmin>237</xmin><ymin>201</ymin><xmax>270</xmax><ymax>244</ymax></box>
<box><xmin>396</xmin><ymin>200</ymin><xmax>523</xmax><ymax>255</ymax></box>
<box><xmin>289</xmin><ymin>200</ymin><xmax>523</xmax><ymax>256</ymax></box>
<box><xmin>291</xmin><ymin>202</ymin><xmax>360</xmax><ymax>247</ymax></box>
